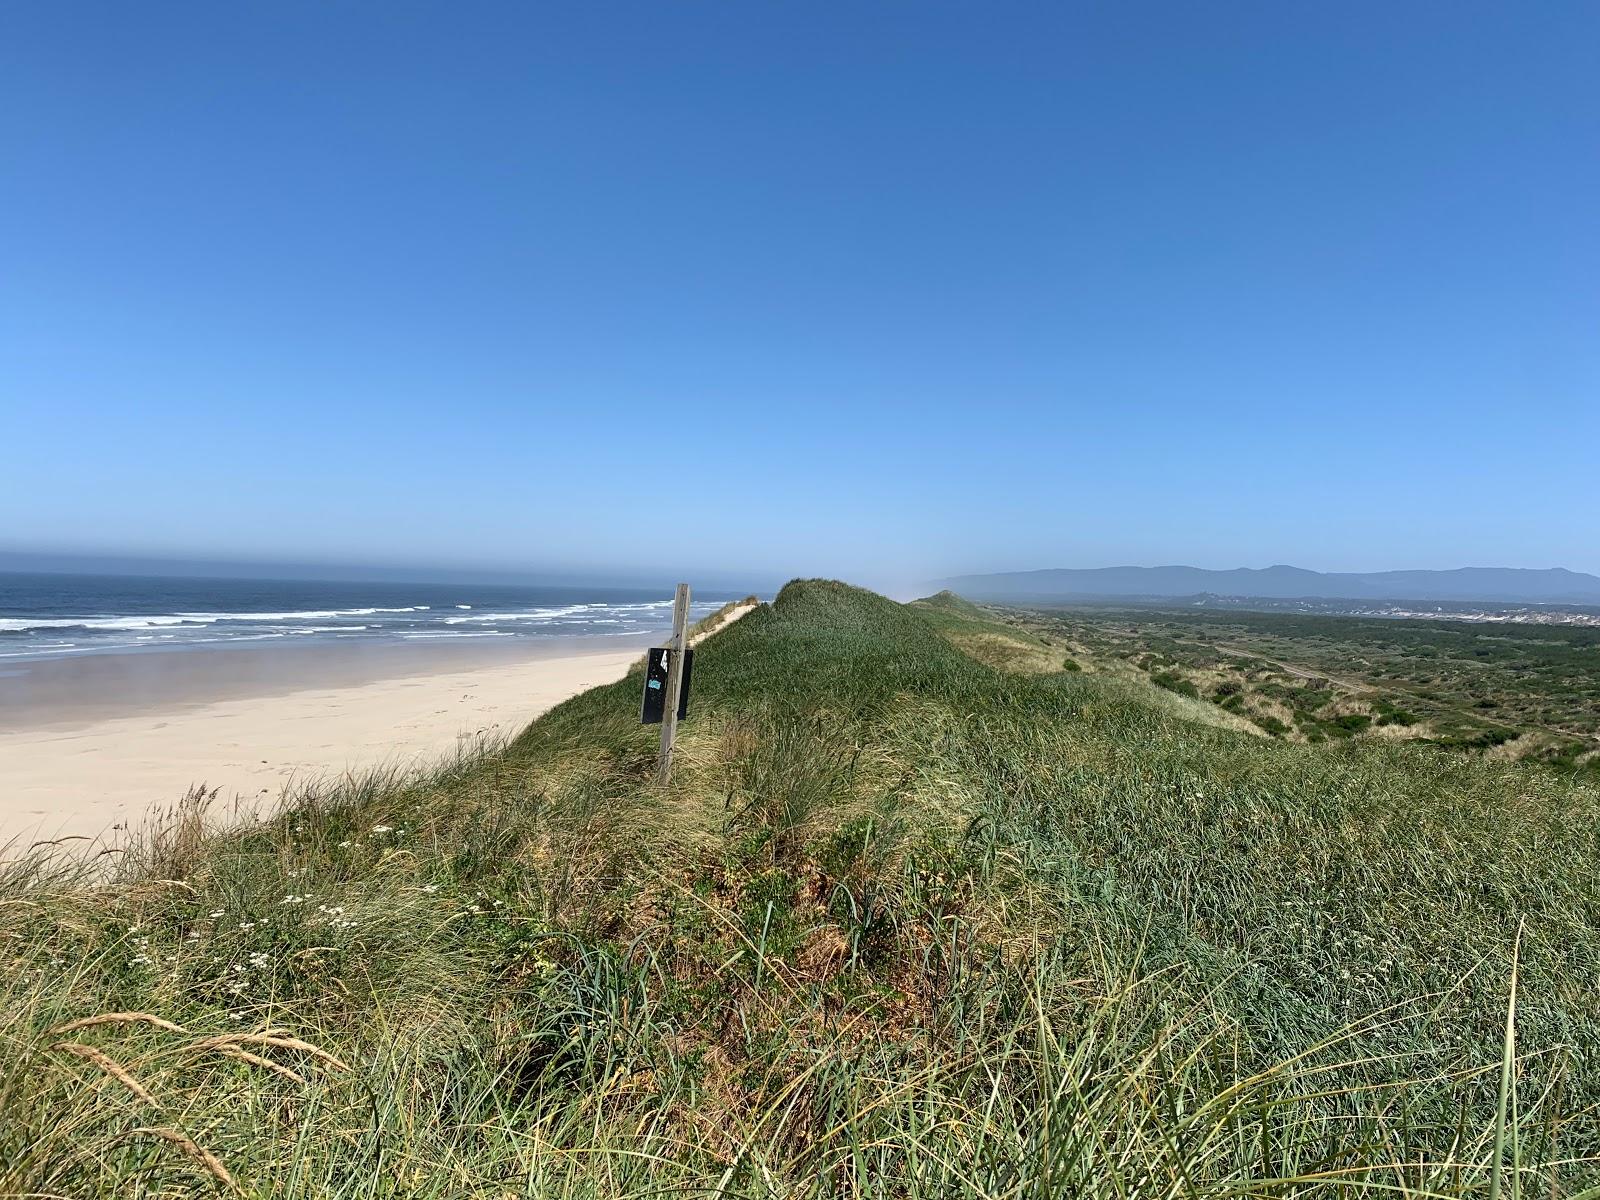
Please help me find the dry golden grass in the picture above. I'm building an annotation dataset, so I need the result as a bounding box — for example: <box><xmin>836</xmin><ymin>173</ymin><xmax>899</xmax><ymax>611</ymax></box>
<box><xmin>50</xmin><ymin>1012</ymin><xmax>187</xmax><ymax>1036</ymax></box>
<box><xmin>941</xmin><ymin>629</ymin><xmax>1062</xmax><ymax>673</ymax></box>
<box><xmin>52</xmin><ymin>1041</ymin><xmax>159</xmax><ymax>1108</ymax></box>
<box><xmin>206</xmin><ymin>1045</ymin><xmax>308</xmax><ymax>1086</ymax></box>
<box><xmin>190</xmin><ymin>1031</ymin><xmax>350</xmax><ymax>1074</ymax></box>
<box><xmin>128</xmin><ymin>1125</ymin><xmax>239</xmax><ymax>1191</ymax></box>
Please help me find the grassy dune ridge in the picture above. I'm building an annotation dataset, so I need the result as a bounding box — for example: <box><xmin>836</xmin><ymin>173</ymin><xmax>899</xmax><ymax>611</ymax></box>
<box><xmin>4</xmin><ymin>579</ymin><xmax>1599</xmax><ymax>1195</ymax></box>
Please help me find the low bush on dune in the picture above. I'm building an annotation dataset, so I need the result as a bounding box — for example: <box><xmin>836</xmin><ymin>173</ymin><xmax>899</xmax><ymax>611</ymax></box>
<box><xmin>4</xmin><ymin>579</ymin><xmax>1599</xmax><ymax>1196</ymax></box>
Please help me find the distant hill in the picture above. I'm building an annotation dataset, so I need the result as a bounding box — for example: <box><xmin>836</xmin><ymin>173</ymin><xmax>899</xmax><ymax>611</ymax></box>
<box><xmin>934</xmin><ymin>564</ymin><xmax>1600</xmax><ymax>605</ymax></box>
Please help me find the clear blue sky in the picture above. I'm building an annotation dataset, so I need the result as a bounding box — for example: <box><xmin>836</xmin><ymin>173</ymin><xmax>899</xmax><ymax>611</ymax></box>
<box><xmin>2</xmin><ymin>3</ymin><xmax>1595</xmax><ymax>590</ymax></box>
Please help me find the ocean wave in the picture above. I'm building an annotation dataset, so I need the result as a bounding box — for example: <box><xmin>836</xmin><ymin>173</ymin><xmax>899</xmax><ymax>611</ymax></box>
<box><xmin>443</xmin><ymin>605</ymin><xmax>596</xmax><ymax>625</ymax></box>
<box><xmin>400</xmin><ymin>631</ymin><xmax>514</xmax><ymax>639</ymax></box>
<box><xmin>0</xmin><ymin>606</ymin><xmax>428</xmax><ymax>633</ymax></box>
<box><xmin>0</xmin><ymin>631</ymin><xmax>292</xmax><ymax>657</ymax></box>
<box><xmin>0</xmin><ymin>590</ymin><xmax>727</xmax><ymax>663</ymax></box>
<box><xmin>438</xmin><ymin>600</ymin><xmax>692</xmax><ymax>626</ymax></box>
<box><xmin>171</xmin><ymin>606</ymin><xmax>429</xmax><ymax>621</ymax></box>
<box><xmin>0</xmin><ymin>615</ymin><xmax>195</xmax><ymax>632</ymax></box>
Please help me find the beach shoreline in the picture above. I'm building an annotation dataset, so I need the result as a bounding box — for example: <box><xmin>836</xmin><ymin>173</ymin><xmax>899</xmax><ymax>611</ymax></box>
<box><xmin>0</xmin><ymin>637</ymin><xmax>652</xmax><ymax>852</ymax></box>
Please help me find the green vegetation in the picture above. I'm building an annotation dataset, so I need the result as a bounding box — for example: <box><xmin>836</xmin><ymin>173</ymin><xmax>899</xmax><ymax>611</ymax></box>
<box><xmin>1151</xmin><ymin>669</ymin><xmax>1200</xmax><ymax>698</ymax></box>
<box><xmin>690</xmin><ymin>595</ymin><xmax>762</xmax><ymax>640</ymax></box>
<box><xmin>4</xmin><ymin>580</ymin><xmax>1599</xmax><ymax>1196</ymax></box>
<box><xmin>907</xmin><ymin>589</ymin><xmax>1062</xmax><ymax>673</ymax></box>
<box><xmin>999</xmin><ymin>604</ymin><xmax>1600</xmax><ymax>772</ymax></box>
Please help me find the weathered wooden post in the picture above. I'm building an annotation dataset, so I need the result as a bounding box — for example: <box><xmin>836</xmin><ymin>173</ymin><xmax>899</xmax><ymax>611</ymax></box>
<box><xmin>654</xmin><ymin>582</ymin><xmax>691</xmax><ymax>785</ymax></box>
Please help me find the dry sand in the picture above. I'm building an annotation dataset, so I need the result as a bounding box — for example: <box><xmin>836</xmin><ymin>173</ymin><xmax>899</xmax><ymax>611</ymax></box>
<box><xmin>0</xmin><ymin>639</ymin><xmax>649</xmax><ymax>852</ymax></box>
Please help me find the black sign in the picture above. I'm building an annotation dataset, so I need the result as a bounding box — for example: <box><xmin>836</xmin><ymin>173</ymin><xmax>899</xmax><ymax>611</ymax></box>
<box><xmin>640</xmin><ymin>645</ymin><xmax>693</xmax><ymax>724</ymax></box>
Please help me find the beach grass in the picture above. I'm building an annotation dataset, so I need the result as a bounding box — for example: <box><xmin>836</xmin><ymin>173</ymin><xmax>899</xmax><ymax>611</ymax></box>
<box><xmin>3</xmin><ymin>579</ymin><xmax>1598</xmax><ymax>1196</ymax></box>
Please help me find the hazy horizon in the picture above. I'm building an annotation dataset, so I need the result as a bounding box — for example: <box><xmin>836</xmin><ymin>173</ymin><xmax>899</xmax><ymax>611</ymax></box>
<box><xmin>4</xmin><ymin>548</ymin><xmax>1598</xmax><ymax>602</ymax></box>
<box><xmin>4</xmin><ymin>5</ymin><xmax>1595</xmax><ymax>581</ymax></box>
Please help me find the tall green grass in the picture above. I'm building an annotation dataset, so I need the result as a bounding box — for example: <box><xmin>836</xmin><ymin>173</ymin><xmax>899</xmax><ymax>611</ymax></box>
<box><xmin>3</xmin><ymin>579</ymin><xmax>1597</xmax><ymax>1196</ymax></box>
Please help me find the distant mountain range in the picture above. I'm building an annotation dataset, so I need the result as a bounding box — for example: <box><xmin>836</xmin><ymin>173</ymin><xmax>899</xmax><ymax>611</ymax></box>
<box><xmin>934</xmin><ymin>565</ymin><xmax>1600</xmax><ymax>606</ymax></box>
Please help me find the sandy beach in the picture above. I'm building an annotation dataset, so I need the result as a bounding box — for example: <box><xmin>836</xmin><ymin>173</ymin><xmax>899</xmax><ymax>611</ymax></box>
<box><xmin>0</xmin><ymin>638</ymin><xmax>650</xmax><ymax>852</ymax></box>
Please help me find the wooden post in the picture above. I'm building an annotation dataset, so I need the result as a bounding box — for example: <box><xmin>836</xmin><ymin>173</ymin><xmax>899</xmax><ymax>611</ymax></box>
<box><xmin>655</xmin><ymin>582</ymin><xmax>691</xmax><ymax>785</ymax></box>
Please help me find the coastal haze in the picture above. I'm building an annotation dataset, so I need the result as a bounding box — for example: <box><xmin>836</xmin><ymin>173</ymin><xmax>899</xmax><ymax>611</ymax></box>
<box><xmin>936</xmin><ymin>564</ymin><xmax>1600</xmax><ymax>605</ymax></box>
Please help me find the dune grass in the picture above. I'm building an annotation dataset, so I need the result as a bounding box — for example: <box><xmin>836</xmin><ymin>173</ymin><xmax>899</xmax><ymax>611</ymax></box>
<box><xmin>3</xmin><ymin>579</ymin><xmax>1598</xmax><ymax>1196</ymax></box>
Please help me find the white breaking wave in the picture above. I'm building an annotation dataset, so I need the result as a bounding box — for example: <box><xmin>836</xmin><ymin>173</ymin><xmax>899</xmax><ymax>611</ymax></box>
<box><xmin>0</xmin><ymin>615</ymin><xmax>194</xmax><ymax>632</ymax></box>
<box><xmin>443</xmin><ymin>605</ymin><xmax>595</xmax><ymax>625</ymax></box>
<box><xmin>0</xmin><ymin>606</ymin><xmax>427</xmax><ymax>633</ymax></box>
<box><xmin>439</xmin><ymin>600</ymin><xmax>688</xmax><ymax>627</ymax></box>
<box><xmin>0</xmin><ymin>591</ymin><xmax>726</xmax><ymax>665</ymax></box>
<box><xmin>401</xmin><ymin>631</ymin><xmax>513</xmax><ymax>639</ymax></box>
<box><xmin>170</xmin><ymin>606</ymin><xmax>428</xmax><ymax>621</ymax></box>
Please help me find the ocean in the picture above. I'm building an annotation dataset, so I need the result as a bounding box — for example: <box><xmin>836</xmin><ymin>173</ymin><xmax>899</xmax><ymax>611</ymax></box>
<box><xmin>0</xmin><ymin>573</ymin><xmax>741</xmax><ymax>663</ymax></box>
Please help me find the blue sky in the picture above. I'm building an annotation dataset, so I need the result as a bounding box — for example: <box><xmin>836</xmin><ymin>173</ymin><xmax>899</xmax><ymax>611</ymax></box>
<box><xmin>2</xmin><ymin>2</ymin><xmax>1595</xmax><ymax>590</ymax></box>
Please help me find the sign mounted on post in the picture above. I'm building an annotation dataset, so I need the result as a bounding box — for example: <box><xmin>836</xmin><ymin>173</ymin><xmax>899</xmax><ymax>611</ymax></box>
<box><xmin>640</xmin><ymin>644</ymin><xmax>693</xmax><ymax>724</ymax></box>
<box><xmin>646</xmin><ymin>583</ymin><xmax>692</xmax><ymax>785</ymax></box>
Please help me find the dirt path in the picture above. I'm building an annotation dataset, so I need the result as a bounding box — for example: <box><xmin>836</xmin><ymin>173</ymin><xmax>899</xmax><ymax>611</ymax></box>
<box><xmin>691</xmin><ymin>601</ymin><xmax>757</xmax><ymax>646</ymax></box>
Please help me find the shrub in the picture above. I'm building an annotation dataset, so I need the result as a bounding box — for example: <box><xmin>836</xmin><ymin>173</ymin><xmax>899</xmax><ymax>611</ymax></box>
<box><xmin>1151</xmin><ymin>670</ymin><xmax>1199</xmax><ymax>698</ymax></box>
